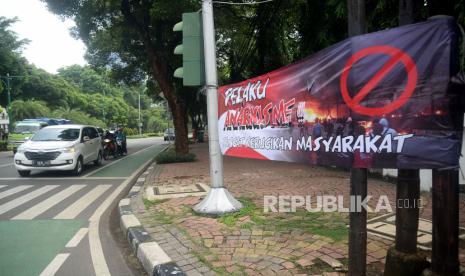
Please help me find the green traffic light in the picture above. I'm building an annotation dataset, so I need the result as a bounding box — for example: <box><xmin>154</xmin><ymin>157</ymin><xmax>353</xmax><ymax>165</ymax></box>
<box><xmin>173</xmin><ymin>12</ymin><xmax>205</xmax><ymax>86</ymax></box>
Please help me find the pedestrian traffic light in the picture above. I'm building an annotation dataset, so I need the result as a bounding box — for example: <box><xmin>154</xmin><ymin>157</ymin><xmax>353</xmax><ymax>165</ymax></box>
<box><xmin>173</xmin><ymin>12</ymin><xmax>205</xmax><ymax>86</ymax></box>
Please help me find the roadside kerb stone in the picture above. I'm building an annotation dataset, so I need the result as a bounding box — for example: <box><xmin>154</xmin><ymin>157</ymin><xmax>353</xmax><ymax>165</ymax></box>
<box><xmin>127</xmin><ymin>226</ymin><xmax>153</xmax><ymax>252</ymax></box>
<box><xmin>117</xmin><ymin>144</ymin><xmax>185</xmax><ymax>276</ymax></box>
<box><xmin>137</xmin><ymin>242</ymin><xmax>172</xmax><ymax>273</ymax></box>
<box><xmin>120</xmin><ymin>214</ymin><xmax>141</xmax><ymax>234</ymax></box>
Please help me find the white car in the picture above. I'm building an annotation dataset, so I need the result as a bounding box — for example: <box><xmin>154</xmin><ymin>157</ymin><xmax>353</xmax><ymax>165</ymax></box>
<box><xmin>14</xmin><ymin>125</ymin><xmax>103</xmax><ymax>177</ymax></box>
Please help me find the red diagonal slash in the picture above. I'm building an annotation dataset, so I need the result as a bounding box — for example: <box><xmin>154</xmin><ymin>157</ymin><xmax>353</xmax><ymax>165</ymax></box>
<box><xmin>340</xmin><ymin>45</ymin><xmax>418</xmax><ymax>116</ymax></box>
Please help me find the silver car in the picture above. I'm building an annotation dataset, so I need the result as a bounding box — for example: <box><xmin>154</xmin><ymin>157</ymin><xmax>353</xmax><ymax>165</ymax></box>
<box><xmin>14</xmin><ymin>125</ymin><xmax>103</xmax><ymax>176</ymax></box>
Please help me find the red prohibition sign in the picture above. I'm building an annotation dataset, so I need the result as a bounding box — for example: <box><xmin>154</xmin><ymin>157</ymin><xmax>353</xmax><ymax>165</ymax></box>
<box><xmin>340</xmin><ymin>45</ymin><xmax>418</xmax><ymax>116</ymax></box>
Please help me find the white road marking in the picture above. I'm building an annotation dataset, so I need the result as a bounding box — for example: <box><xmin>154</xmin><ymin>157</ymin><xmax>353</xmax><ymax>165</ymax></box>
<box><xmin>12</xmin><ymin>185</ymin><xmax>86</xmax><ymax>220</ymax></box>
<box><xmin>39</xmin><ymin>253</ymin><xmax>69</xmax><ymax>276</ymax></box>
<box><xmin>54</xmin><ymin>185</ymin><xmax>111</xmax><ymax>219</ymax></box>
<box><xmin>0</xmin><ymin>185</ymin><xmax>59</xmax><ymax>215</ymax></box>
<box><xmin>66</xmin><ymin>227</ymin><xmax>89</xmax><ymax>248</ymax></box>
<box><xmin>0</xmin><ymin>185</ymin><xmax>32</xmax><ymax>199</ymax></box>
<box><xmin>88</xmin><ymin>145</ymin><xmax>166</xmax><ymax>276</ymax></box>
<box><xmin>0</xmin><ymin>185</ymin><xmax>5</xmax><ymax>189</ymax></box>
<box><xmin>0</xmin><ymin>163</ymin><xmax>13</xmax><ymax>168</ymax></box>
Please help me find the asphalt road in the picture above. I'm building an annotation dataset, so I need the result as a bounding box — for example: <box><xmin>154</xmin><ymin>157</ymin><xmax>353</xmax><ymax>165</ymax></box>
<box><xmin>0</xmin><ymin>137</ymin><xmax>167</xmax><ymax>276</ymax></box>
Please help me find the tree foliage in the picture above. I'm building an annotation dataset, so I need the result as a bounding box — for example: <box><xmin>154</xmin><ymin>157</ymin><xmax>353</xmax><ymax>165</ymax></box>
<box><xmin>0</xmin><ymin>16</ymin><xmax>168</xmax><ymax>132</ymax></box>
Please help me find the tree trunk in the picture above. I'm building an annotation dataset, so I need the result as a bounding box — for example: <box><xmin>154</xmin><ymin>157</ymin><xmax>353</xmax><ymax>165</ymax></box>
<box><xmin>121</xmin><ymin>0</ymin><xmax>189</xmax><ymax>154</ymax></box>
<box><xmin>347</xmin><ymin>1</ymin><xmax>367</xmax><ymax>275</ymax></box>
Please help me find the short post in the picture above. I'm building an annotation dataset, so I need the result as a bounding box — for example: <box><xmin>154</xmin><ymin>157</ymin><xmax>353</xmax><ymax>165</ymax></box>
<box><xmin>431</xmin><ymin>169</ymin><xmax>460</xmax><ymax>275</ymax></box>
<box><xmin>349</xmin><ymin>168</ymin><xmax>367</xmax><ymax>276</ymax></box>
<box><xmin>193</xmin><ymin>0</ymin><xmax>242</xmax><ymax>215</ymax></box>
<box><xmin>384</xmin><ymin>169</ymin><xmax>428</xmax><ymax>276</ymax></box>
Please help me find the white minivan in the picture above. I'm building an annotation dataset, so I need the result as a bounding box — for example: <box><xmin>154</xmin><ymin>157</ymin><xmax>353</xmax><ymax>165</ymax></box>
<box><xmin>14</xmin><ymin>125</ymin><xmax>103</xmax><ymax>177</ymax></box>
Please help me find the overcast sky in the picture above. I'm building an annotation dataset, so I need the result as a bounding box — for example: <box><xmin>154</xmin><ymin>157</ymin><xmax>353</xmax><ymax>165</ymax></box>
<box><xmin>0</xmin><ymin>0</ymin><xmax>87</xmax><ymax>73</ymax></box>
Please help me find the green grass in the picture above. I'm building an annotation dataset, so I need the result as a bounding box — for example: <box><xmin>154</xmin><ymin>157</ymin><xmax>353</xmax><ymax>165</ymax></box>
<box><xmin>217</xmin><ymin>197</ymin><xmax>348</xmax><ymax>242</ymax></box>
<box><xmin>155</xmin><ymin>149</ymin><xmax>196</xmax><ymax>164</ymax></box>
<box><xmin>143</xmin><ymin>198</ymin><xmax>169</xmax><ymax>209</ymax></box>
<box><xmin>152</xmin><ymin>211</ymin><xmax>174</xmax><ymax>225</ymax></box>
<box><xmin>299</xmin><ymin>258</ymin><xmax>333</xmax><ymax>274</ymax></box>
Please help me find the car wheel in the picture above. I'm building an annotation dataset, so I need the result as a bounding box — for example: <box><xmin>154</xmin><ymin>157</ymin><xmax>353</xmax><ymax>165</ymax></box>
<box><xmin>18</xmin><ymin>170</ymin><xmax>30</xmax><ymax>177</ymax></box>
<box><xmin>72</xmin><ymin>157</ymin><xmax>83</xmax><ymax>176</ymax></box>
<box><xmin>94</xmin><ymin>151</ymin><xmax>102</xmax><ymax>166</ymax></box>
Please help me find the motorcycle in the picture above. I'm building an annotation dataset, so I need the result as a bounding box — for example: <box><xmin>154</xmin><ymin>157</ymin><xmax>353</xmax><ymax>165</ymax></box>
<box><xmin>102</xmin><ymin>138</ymin><xmax>117</xmax><ymax>160</ymax></box>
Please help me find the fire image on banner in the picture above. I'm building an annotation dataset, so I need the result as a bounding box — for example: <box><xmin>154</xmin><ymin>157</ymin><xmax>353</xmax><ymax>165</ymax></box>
<box><xmin>218</xmin><ymin>18</ymin><xmax>465</xmax><ymax>169</ymax></box>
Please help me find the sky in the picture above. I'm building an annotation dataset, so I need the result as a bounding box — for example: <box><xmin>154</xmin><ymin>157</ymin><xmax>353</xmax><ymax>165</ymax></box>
<box><xmin>0</xmin><ymin>0</ymin><xmax>87</xmax><ymax>73</ymax></box>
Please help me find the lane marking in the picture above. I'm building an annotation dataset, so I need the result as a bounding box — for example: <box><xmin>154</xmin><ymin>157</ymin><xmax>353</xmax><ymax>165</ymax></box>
<box><xmin>39</xmin><ymin>253</ymin><xmax>69</xmax><ymax>276</ymax></box>
<box><xmin>0</xmin><ymin>185</ymin><xmax>33</xmax><ymax>199</ymax></box>
<box><xmin>54</xmin><ymin>185</ymin><xmax>111</xmax><ymax>219</ymax></box>
<box><xmin>12</xmin><ymin>185</ymin><xmax>86</xmax><ymax>220</ymax></box>
<box><xmin>0</xmin><ymin>163</ymin><xmax>13</xmax><ymax>168</ymax></box>
<box><xmin>88</xmin><ymin>144</ymin><xmax>167</xmax><ymax>276</ymax></box>
<box><xmin>66</xmin><ymin>227</ymin><xmax>89</xmax><ymax>248</ymax></box>
<box><xmin>0</xmin><ymin>177</ymin><xmax>127</xmax><ymax>181</ymax></box>
<box><xmin>83</xmin><ymin>143</ymin><xmax>160</xmax><ymax>177</ymax></box>
<box><xmin>0</xmin><ymin>185</ymin><xmax>59</xmax><ymax>215</ymax></box>
<box><xmin>0</xmin><ymin>185</ymin><xmax>5</xmax><ymax>189</ymax></box>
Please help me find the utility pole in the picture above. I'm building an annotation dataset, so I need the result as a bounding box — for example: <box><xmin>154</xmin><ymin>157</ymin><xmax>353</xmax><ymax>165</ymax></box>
<box><xmin>6</xmin><ymin>73</ymin><xmax>11</xmax><ymax>127</ymax></box>
<box><xmin>0</xmin><ymin>73</ymin><xmax>23</xmax><ymax>129</ymax></box>
<box><xmin>347</xmin><ymin>1</ymin><xmax>367</xmax><ymax>275</ymax></box>
<box><xmin>193</xmin><ymin>0</ymin><xmax>242</xmax><ymax>215</ymax></box>
<box><xmin>138</xmin><ymin>89</ymin><xmax>142</xmax><ymax>135</ymax></box>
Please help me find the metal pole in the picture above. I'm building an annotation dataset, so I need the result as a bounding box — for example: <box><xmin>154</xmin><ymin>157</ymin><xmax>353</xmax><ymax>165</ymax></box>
<box><xmin>6</xmin><ymin>73</ymin><xmax>11</xmax><ymax>127</ymax></box>
<box><xmin>138</xmin><ymin>90</ymin><xmax>142</xmax><ymax>135</ymax></box>
<box><xmin>103</xmin><ymin>89</ymin><xmax>106</xmax><ymax>123</ymax></box>
<box><xmin>194</xmin><ymin>0</ymin><xmax>242</xmax><ymax>214</ymax></box>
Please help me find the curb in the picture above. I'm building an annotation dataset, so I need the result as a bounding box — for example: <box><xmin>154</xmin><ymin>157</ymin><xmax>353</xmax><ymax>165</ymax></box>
<box><xmin>118</xmin><ymin>149</ymin><xmax>186</xmax><ymax>276</ymax></box>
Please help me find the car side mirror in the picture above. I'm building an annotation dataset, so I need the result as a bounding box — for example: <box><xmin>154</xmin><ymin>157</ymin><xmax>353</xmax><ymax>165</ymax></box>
<box><xmin>83</xmin><ymin>136</ymin><xmax>90</xmax><ymax>142</ymax></box>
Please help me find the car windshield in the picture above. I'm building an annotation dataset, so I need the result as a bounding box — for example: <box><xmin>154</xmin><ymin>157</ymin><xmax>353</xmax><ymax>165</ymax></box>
<box><xmin>13</xmin><ymin>124</ymin><xmax>40</xmax><ymax>134</ymax></box>
<box><xmin>31</xmin><ymin>128</ymin><xmax>80</xmax><ymax>141</ymax></box>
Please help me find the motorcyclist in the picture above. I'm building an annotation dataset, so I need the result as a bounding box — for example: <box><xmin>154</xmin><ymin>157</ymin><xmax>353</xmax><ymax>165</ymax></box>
<box><xmin>104</xmin><ymin>130</ymin><xmax>117</xmax><ymax>152</ymax></box>
<box><xmin>115</xmin><ymin>127</ymin><xmax>127</xmax><ymax>155</ymax></box>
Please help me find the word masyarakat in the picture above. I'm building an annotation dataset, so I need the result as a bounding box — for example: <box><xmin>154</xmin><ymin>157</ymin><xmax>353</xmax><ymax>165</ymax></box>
<box><xmin>296</xmin><ymin>134</ymin><xmax>414</xmax><ymax>153</ymax></box>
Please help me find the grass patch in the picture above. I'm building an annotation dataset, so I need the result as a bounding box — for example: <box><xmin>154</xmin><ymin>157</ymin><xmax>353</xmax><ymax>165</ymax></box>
<box><xmin>152</xmin><ymin>211</ymin><xmax>174</xmax><ymax>225</ymax></box>
<box><xmin>300</xmin><ymin>258</ymin><xmax>333</xmax><ymax>274</ymax></box>
<box><xmin>155</xmin><ymin>149</ymin><xmax>196</xmax><ymax>164</ymax></box>
<box><xmin>142</xmin><ymin>198</ymin><xmax>169</xmax><ymax>209</ymax></box>
<box><xmin>218</xmin><ymin>198</ymin><xmax>256</xmax><ymax>226</ymax></box>
<box><xmin>217</xmin><ymin>197</ymin><xmax>348</xmax><ymax>242</ymax></box>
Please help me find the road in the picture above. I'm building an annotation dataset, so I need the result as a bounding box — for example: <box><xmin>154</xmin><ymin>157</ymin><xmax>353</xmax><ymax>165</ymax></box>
<box><xmin>0</xmin><ymin>137</ymin><xmax>167</xmax><ymax>276</ymax></box>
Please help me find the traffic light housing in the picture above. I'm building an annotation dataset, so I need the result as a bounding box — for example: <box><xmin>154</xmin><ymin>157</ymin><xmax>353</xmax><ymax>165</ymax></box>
<box><xmin>173</xmin><ymin>12</ymin><xmax>205</xmax><ymax>86</ymax></box>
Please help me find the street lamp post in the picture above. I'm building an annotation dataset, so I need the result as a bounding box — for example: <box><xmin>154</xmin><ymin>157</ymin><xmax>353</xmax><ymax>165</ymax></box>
<box><xmin>138</xmin><ymin>89</ymin><xmax>142</xmax><ymax>135</ymax></box>
<box><xmin>0</xmin><ymin>73</ymin><xmax>23</xmax><ymax>130</ymax></box>
<box><xmin>6</xmin><ymin>74</ymin><xmax>11</xmax><ymax>127</ymax></box>
<box><xmin>193</xmin><ymin>0</ymin><xmax>243</xmax><ymax>215</ymax></box>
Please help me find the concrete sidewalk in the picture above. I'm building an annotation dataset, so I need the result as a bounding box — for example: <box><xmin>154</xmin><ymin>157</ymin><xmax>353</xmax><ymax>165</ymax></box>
<box><xmin>128</xmin><ymin>143</ymin><xmax>465</xmax><ymax>275</ymax></box>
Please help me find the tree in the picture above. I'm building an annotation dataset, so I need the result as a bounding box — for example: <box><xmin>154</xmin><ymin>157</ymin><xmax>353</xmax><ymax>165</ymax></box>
<box><xmin>0</xmin><ymin>17</ymin><xmax>29</xmax><ymax>107</ymax></box>
<box><xmin>10</xmin><ymin>100</ymin><xmax>50</xmax><ymax>121</ymax></box>
<box><xmin>43</xmin><ymin>0</ymin><xmax>199</xmax><ymax>154</ymax></box>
